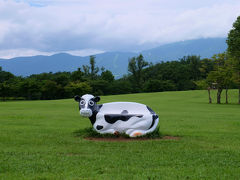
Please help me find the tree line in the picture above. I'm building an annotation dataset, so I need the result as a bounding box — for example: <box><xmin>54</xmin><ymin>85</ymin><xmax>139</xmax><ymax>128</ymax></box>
<box><xmin>0</xmin><ymin>53</ymin><xmax>236</xmax><ymax>102</ymax></box>
<box><xmin>0</xmin><ymin>16</ymin><xmax>240</xmax><ymax>104</ymax></box>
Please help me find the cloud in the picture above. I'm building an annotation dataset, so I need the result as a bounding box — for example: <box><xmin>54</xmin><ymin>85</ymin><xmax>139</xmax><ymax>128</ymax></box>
<box><xmin>0</xmin><ymin>0</ymin><xmax>239</xmax><ymax>58</ymax></box>
<box><xmin>0</xmin><ymin>48</ymin><xmax>104</xmax><ymax>59</ymax></box>
<box><xmin>0</xmin><ymin>49</ymin><xmax>53</xmax><ymax>59</ymax></box>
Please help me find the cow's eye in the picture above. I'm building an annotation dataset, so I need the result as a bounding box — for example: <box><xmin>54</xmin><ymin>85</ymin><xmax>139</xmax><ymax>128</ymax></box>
<box><xmin>80</xmin><ymin>100</ymin><xmax>85</xmax><ymax>106</ymax></box>
<box><xmin>88</xmin><ymin>100</ymin><xmax>94</xmax><ymax>106</ymax></box>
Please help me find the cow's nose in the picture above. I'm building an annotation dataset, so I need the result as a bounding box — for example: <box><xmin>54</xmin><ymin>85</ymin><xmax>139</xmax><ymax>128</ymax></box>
<box><xmin>96</xmin><ymin>125</ymin><xmax>103</xmax><ymax>130</ymax></box>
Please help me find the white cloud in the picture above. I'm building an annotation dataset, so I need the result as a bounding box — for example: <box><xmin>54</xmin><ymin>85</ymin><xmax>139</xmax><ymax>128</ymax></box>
<box><xmin>0</xmin><ymin>0</ymin><xmax>239</xmax><ymax>58</ymax></box>
<box><xmin>0</xmin><ymin>49</ymin><xmax>55</xmax><ymax>59</ymax></box>
<box><xmin>66</xmin><ymin>49</ymin><xmax>105</xmax><ymax>57</ymax></box>
<box><xmin>0</xmin><ymin>48</ymin><xmax>104</xmax><ymax>59</ymax></box>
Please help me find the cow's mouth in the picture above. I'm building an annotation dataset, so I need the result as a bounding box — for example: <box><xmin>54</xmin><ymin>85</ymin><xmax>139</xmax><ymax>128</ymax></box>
<box><xmin>80</xmin><ymin>109</ymin><xmax>92</xmax><ymax>117</ymax></box>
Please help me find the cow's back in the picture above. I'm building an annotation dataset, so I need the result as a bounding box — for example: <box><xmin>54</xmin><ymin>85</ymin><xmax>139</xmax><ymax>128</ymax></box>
<box><xmin>99</xmin><ymin>102</ymin><xmax>151</xmax><ymax>115</ymax></box>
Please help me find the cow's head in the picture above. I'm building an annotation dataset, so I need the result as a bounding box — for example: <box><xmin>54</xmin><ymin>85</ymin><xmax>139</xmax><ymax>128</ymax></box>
<box><xmin>74</xmin><ymin>94</ymin><xmax>100</xmax><ymax>117</ymax></box>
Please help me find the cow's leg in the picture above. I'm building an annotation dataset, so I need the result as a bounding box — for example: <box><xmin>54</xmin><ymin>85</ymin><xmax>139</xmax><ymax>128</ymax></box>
<box><xmin>126</xmin><ymin>129</ymin><xmax>135</xmax><ymax>136</ymax></box>
<box><xmin>129</xmin><ymin>130</ymin><xmax>146</xmax><ymax>137</ymax></box>
<box><xmin>99</xmin><ymin>129</ymin><xmax>115</xmax><ymax>135</ymax></box>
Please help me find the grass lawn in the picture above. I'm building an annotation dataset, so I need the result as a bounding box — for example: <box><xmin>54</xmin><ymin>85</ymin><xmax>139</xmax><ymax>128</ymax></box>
<box><xmin>0</xmin><ymin>90</ymin><xmax>240</xmax><ymax>179</ymax></box>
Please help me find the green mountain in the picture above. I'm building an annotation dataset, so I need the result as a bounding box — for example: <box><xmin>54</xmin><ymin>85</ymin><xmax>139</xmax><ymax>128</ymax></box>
<box><xmin>0</xmin><ymin>38</ymin><xmax>227</xmax><ymax>77</ymax></box>
<box><xmin>142</xmin><ymin>38</ymin><xmax>227</xmax><ymax>62</ymax></box>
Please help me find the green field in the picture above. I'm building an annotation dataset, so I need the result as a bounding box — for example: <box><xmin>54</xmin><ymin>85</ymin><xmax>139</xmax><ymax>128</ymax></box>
<box><xmin>0</xmin><ymin>90</ymin><xmax>240</xmax><ymax>179</ymax></box>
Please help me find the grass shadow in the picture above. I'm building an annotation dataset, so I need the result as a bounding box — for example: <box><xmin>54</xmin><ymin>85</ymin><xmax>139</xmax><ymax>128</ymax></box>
<box><xmin>73</xmin><ymin>126</ymin><xmax>163</xmax><ymax>139</ymax></box>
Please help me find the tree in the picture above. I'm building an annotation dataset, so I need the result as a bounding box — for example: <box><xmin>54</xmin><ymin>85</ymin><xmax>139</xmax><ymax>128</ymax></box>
<box><xmin>82</xmin><ymin>56</ymin><xmax>99</xmax><ymax>79</ymax></box>
<box><xmin>82</xmin><ymin>65</ymin><xmax>90</xmax><ymax>77</ymax></box>
<box><xmin>71</xmin><ymin>68</ymin><xmax>84</xmax><ymax>82</ymax></box>
<box><xmin>90</xmin><ymin>55</ymin><xmax>99</xmax><ymax>79</ymax></box>
<box><xmin>162</xmin><ymin>61</ymin><xmax>194</xmax><ymax>90</ymax></box>
<box><xmin>18</xmin><ymin>79</ymin><xmax>42</xmax><ymax>100</ymax></box>
<box><xmin>143</xmin><ymin>79</ymin><xmax>176</xmax><ymax>92</ymax></box>
<box><xmin>0</xmin><ymin>82</ymin><xmax>11</xmax><ymax>101</ymax></box>
<box><xmin>207</xmin><ymin>53</ymin><xmax>232</xmax><ymax>104</ymax></box>
<box><xmin>52</xmin><ymin>72</ymin><xmax>71</xmax><ymax>86</ymax></box>
<box><xmin>0</xmin><ymin>70</ymin><xmax>15</xmax><ymax>83</ymax></box>
<box><xmin>41</xmin><ymin>80</ymin><xmax>61</xmax><ymax>100</ymax></box>
<box><xmin>110</xmin><ymin>79</ymin><xmax>133</xmax><ymax>95</ymax></box>
<box><xmin>101</xmin><ymin>70</ymin><xmax>114</xmax><ymax>82</ymax></box>
<box><xmin>89</xmin><ymin>80</ymin><xmax>111</xmax><ymax>95</ymax></box>
<box><xmin>64</xmin><ymin>82</ymin><xmax>92</xmax><ymax>97</ymax></box>
<box><xmin>227</xmin><ymin>16</ymin><xmax>240</xmax><ymax>104</ymax></box>
<box><xmin>128</xmin><ymin>54</ymin><xmax>148</xmax><ymax>92</ymax></box>
<box><xmin>199</xmin><ymin>58</ymin><xmax>214</xmax><ymax>79</ymax></box>
<box><xmin>180</xmin><ymin>56</ymin><xmax>202</xmax><ymax>80</ymax></box>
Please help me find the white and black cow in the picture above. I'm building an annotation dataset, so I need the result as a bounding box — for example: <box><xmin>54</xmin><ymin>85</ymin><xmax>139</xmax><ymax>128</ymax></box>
<box><xmin>74</xmin><ymin>94</ymin><xmax>159</xmax><ymax>137</ymax></box>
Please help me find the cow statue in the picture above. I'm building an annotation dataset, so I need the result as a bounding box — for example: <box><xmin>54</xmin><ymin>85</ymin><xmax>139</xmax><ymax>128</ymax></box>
<box><xmin>74</xmin><ymin>94</ymin><xmax>159</xmax><ymax>137</ymax></box>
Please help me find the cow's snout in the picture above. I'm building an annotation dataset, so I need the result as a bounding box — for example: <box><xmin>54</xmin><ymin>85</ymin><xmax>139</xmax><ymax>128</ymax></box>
<box><xmin>96</xmin><ymin>125</ymin><xmax>103</xmax><ymax>130</ymax></box>
<box><xmin>80</xmin><ymin>109</ymin><xmax>92</xmax><ymax>117</ymax></box>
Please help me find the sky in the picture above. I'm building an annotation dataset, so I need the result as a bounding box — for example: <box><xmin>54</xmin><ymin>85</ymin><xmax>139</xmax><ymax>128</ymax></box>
<box><xmin>0</xmin><ymin>0</ymin><xmax>239</xmax><ymax>58</ymax></box>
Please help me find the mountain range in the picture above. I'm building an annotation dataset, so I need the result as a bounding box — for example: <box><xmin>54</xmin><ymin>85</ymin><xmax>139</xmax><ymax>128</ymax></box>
<box><xmin>0</xmin><ymin>38</ymin><xmax>227</xmax><ymax>77</ymax></box>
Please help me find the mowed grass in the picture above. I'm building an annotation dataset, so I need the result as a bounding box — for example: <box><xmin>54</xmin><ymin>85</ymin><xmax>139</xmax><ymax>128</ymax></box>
<box><xmin>0</xmin><ymin>90</ymin><xmax>240</xmax><ymax>179</ymax></box>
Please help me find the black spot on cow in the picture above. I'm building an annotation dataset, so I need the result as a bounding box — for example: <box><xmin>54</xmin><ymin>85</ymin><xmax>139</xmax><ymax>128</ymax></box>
<box><xmin>148</xmin><ymin>114</ymin><xmax>158</xmax><ymax>129</ymax></box>
<box><xmin>87</xmin><ymin>98</ymin><xmax>96</xmax><ymax>110</ymax></box>
<box><xmin>147</xmin><ymin>106</ymin><xmax>155</xmax><ymax>114</ymax></box>
<box><xmin>121</xmin><ymin>110</ymin><xmax>129</xmax><ymax>114</ymax></box>
<box><xmin>89</xmin><ymin>104</ymin><xmax>102</xmax><ymax>125</ymax></box>
<box><xmin>96</xmin><ymin>125</ymin><xmax>103</xmax><ymax>130</ymax></box>
<box><xmin>104</xmin><ymin>114</ymin><xmax>143</xmax><ymax>124</ymax></box>
<box><xmin>74</xmin><ymin>95</ymin><xmax>81</xmax><ymax>102</ymax></box>
<box><xmin>89</xmin><ymin>114</ymin><xmax>96</xmax><ymax>125</ymax></box>
<box><xmin>98</xmin><ymin>104</ymin><xmax>103</xmax><ymax>111</ymax></box>
<box><xmin>79</xmin><ymin>98</ymin><xmax>85</xmax><ymax>109</ymax></box>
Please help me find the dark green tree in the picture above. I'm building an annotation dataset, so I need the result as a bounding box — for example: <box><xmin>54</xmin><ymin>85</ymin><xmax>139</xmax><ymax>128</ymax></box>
<box><xmin>18</xmin><ymin>79</ymin><xmax>42</xmax><ymax>100</ymax></box>
<box><xmin>227</xmin><ymin>16</ymin><xmax>240</xmax><ymax>104</ymax></box>
<box><xmin>41</xmin><ymin>80</ymin><xmax>61</xmax><ymax>100</ymax></box>
<box><xmin>101</xmin><ymin>70</ymin><xmax>114</xmax><ymax>82</ymax></box>
<box><xmin>82</xmin><ymin>65</ymin><xmax>90</xmax><ymax>77</ymax></box>
<box><xmin>0</xmin><ymin>82</ymin><xmax>11</xmax><ymax>101</ymax></box>
<box><xmin>0</xmin><ymin>70</ymin><xmax>15</xmax><ymax>83</ymax></box>
<box><xmin>110</xmin><ymin>79</ymin><xmax>133</xmax><ymax>94</ymax></box>
<box><xmin>143</xmin><ymin>79</ymin><xmax>176</xmax><ymax>92</ymax></box>
<box><xmin>199</xmin><ymin>58</ymin><xmax>214</xmax><ymax>79</ymax></box>
<box><xmin>82</xmin><ymin>56</ymin><xmax>99</xmax><ymax>79</ymax></box>
<box><xmin>71</xmin><ymin>68</ymin><xmax>84</xmax><ymax>82</ymax></box>
<box><xmin>207</xmin><ymin>53</ymin><xmax>233</xmax><ymax>104</ymax></box>
<box><xmin>64</xmin><ymin>82</ymin><xmax>92</xmax><ymax>97</ymax></box>
<box><xmin>89</xmin><ymin>80</ymin><xmax>111</xmax><ymax>95</ymax></box>
<box><xmin>180</xmin><ymin>55</ymin><xmax>202</xmax><ymax>80</ymax></box>
<box><xmin>90</xmin><ymin>55</ymin><xmax>99</xmax><ymax>79</ymax></box>
<box><xmin>52</xmin><ymin>72</ymin><xmax>71</xmax><ymax>86</ymax></box>
<box><xmin>128</xmin><ymin>54</ymin><xmax>148</xmax><ymax>92</ymax></box>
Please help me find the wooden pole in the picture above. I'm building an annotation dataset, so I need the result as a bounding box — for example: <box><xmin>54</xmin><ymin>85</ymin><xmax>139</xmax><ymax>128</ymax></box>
<box><xmin>226</xmin><ymin>88</ymin><xmax>228</xmax><ymax>104</ymax></box>
<box><xmin>208</xmin><ymin>87</ymin><xmax>212</xmax><ymax>104</ymax></box>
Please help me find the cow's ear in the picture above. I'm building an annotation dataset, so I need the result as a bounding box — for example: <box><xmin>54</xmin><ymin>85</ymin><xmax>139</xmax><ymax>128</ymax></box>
<box><xmin>74</xmin><ymin>95</ymin><xmax>81</xmax><ymax>102</ymax></box>
<box><xmin>94</xmin><ymin>96</ymin><xmax>100</xmax><ymax>102</ymax></box>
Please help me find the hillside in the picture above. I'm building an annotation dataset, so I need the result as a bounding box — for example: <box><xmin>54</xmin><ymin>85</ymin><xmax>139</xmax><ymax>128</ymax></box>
<box><xmin>0</xmin><ymin>38</ymin><xmax>227</xmax><ymax>77</ymax></box>
<box><xmin>142</xmin><ymin>38</ymin><xmax>227</xmax><ymax>62</ymax></box>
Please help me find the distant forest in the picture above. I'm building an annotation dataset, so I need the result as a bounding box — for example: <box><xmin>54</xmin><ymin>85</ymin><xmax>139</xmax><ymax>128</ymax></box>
<box><xmin>0</xmin><ymin>53</ymin><xmax>237</xmax><ymax>103</ymax></box>
<box><xmin>1</xmin><ymin>16</ymin><xmax>240</xmax><ymax>104</ymax></box>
